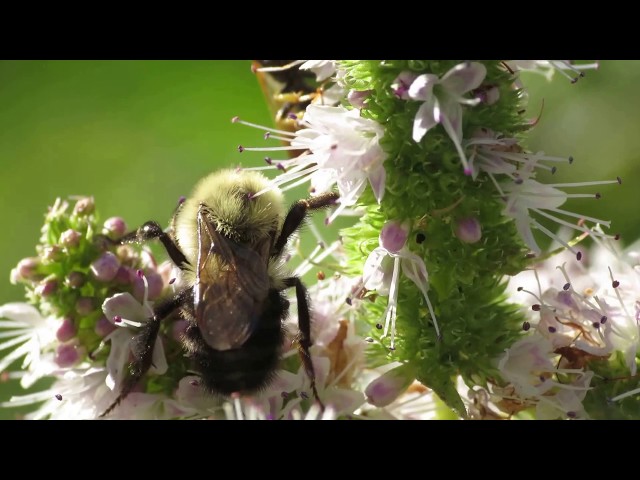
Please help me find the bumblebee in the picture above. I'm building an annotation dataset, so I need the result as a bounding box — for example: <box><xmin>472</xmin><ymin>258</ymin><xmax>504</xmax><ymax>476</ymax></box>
<box><xmin>101</xmin><ymin>169</ymin><xmax>339</xmax><ymax>416</ymax></box>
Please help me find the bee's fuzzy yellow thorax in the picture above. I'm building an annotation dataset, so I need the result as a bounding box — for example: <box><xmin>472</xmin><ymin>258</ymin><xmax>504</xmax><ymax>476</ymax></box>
<box><xmin>174</xmin><ymin>169</ymin><xmax>285</xmax><ymax>264</ymax></box>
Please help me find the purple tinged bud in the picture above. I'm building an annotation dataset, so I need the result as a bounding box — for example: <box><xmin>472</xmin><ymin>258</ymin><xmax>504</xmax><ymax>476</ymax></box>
<box><xmin>454</xmin><ymin>217</ymin><xmax>482</xmax><ymax>244</ymax></box>
<box><xmin>114</xmin><ymin>266</ymin><xmax>132</xmax><ymax>285</ymax></box>
<box><xmin>16</xmin><ymin>257</ymin><xmax>40</xmax><ymax>280</ymax></box>
<box><xmin>54</xmin><ymin>343</ymin><xmax>83</xmax><ymax>367</ymax></box>
<box><xmin>95</xmin><ymin>315</ymin><xmax>116</xmax><ymax>337</ymax></box>
<box><xmin>474</xmin><ymin>84</ymin><xmax>500</xmax><ymax>105</ymax></box>
<box><xmin>103</xmin><ymin>217</ymin><xmax>127</xmax><ymax>239</ymax></box>
<box><xmin>42</xmin><ymin>245</ymin><xmax>63</xmax><ymax>262</ymax></box>
<box><xmin>379</xmin><ymin>221</ymin><xmax>409</xmax><ymax>254</ymax></box>
<box><xmin>347</xmin><ymin>89</ymin><xmax>372</xmax><ymax>108</ymax></box>
<box><xmin>171</xmin><ymin>319</ymin><xmax>189</xmax><ymax>342</ymax></box>
<box><xmin>391</xmin><ymin>71</ymin><xmax>418</xmax><ymax>100</ymax></box>
<box><xmin>90</xmin><ymin>252</ymin><xmax>120</xmax><ymax>282</ymax></box>
<box><xmin>35</xmin><ymin>279</ymin><xmax>58</xmax><ymax>297</ymax></box>
<box><xmin>56</xmin><ymin>317</ymin><xmax>77</xmax><ymax>342</ymax></box>
<box><xmin>73</xmin><ymin>197</ymin><xmax>95</xmax><ymax>216</ymax></box>
<box><xmin>66</xmin><ymin>271</ymin><xmax>86</xmax><ymax>289</ymax></box>
<box><xmin>133</xmin><ymin>271</ymin><xmax>164</xmax><ymax>301</ymax></box>
<box><xmin>75</xmin><ymin>297</ymin><xmax>95</xmax><ymax>316</ymax></box>
<box><xmin>365</xmin><ymin>364</ymin><xmax>415</xmax><ymax>407</ymax></box>
<box><xmin>59</xmin><ymin>229</ymin><xmax>81</xmax><ymax>248</ymax></box>
<box><xmin>115</xmin><ymin>245</ymin><xmax>136</xmax><ymax>262</ymax></box>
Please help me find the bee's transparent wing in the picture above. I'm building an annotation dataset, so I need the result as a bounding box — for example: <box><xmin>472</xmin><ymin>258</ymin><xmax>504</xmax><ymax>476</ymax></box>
<box><xmin>194</xmin><ymin>206</ymin><xmax>270</xmax><ymax>351</ymax></box>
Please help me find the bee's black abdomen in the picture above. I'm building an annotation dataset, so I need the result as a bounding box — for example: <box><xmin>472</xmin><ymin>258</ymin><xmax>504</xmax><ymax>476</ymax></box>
<box><xmin>183</xmin><ymin>289</ymin><xmax>287</xmax><ymax>395</ymax></box>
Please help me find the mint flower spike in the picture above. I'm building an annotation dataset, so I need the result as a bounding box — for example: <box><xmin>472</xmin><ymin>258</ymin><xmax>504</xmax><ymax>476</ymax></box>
<box><xmin>403</xmin><ymin>61</ymin><xmax>487</xmax><ymax>175</ymax></box>
<box><xmin>498</xmin><ymin>176</ymin><xmax>621</xmax><ymax>256</ymax></box>
<box><xmin>363</xmin><ymin>221</ymin><xmax>440</xmax><ymax>347</ymax></box>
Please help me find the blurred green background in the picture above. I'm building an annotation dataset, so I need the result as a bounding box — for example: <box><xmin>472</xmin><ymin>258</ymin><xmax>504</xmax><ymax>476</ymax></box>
<box><xmin>0</xmin><ymin>60</ymin><xmax>638</xmax><ymax>418</ymax></box>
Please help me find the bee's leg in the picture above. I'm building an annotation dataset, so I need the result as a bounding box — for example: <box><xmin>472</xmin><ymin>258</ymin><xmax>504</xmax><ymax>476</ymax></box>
<box><xmin>272</xmin><ymin>192</ymin><xmax>340</xmax><ymax>256</ymax></box>
<box><xmin>99</xmin><ymin>288</ymin><xmax>192</xmax><ymax>418</ymax></box>
<box><xmin>283</xmin><ymin>276</ymin><xmax>325</xmax><ymax>410</ymax></box>
<box><xmin>118</xmin><ymin>221</ymin><xmax>189</xmax><ymax>270</ymax></box>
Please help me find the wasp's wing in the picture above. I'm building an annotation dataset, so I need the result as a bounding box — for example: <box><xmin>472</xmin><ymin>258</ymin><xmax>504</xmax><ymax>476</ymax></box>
<box><xmin>194</xmin><ymin>206</ymin><xmax>271</xmax><ymax>351</ymax></box>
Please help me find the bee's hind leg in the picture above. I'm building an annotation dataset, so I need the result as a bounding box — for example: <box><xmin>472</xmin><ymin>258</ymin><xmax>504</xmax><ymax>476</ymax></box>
<box><xmin>99</xmin><ymin>288</ymin><xmax>192</xmax><ymax>418</ymax></box>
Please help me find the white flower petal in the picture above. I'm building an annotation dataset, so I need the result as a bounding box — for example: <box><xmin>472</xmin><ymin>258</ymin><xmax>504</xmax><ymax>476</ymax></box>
<box><xmin>105</xmin><ymin>329</ymin><xmax>132</xmax><ymax>390</ymax></box>
<box><xmin>368</xmin><ymin>165</ymin><xmax>386</xmax><ymax>204</ymax></box>
<box><xmin>149</xmin><ymin>336</ymin><xmax>168</xmax><ymax>375</ymax></box>
<box><xmin>407</xmin><ymin>74</ymin><xmax>438</xmax><ymax>101</ymax></box>
<box><xmin>0</xmin><ymin>303</ymin><xmax>43</xmax><ymax>327</ymax></box>
<box><xmin>440</xmin><ymin>62</ymin><xmax>487</xmax><ymax>95</ymax></box>
<box><xmin>412</xmin><ymin>97</ymin><xmax>438</xmax><ymax>143</ymax></box>
<box><xmin>363</xmin><ymin>247</ymin><xmax>392</xmax><ymax>295</ymax></box>
<box><xmin>103</xmin><ymin>292</ymin><xmax>147</xmax><ymax>324</ymax></box>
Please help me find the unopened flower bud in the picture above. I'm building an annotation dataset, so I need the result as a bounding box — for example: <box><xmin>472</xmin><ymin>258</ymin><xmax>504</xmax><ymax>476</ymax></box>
<box><xmin>365</xmin><ymin>363</ymin><xmax>415</xmax><ymax>407</ymax></box>
<box><xmin>73</xmin><ymin>196</ymin><xmax>95</xmax><ymax>216</ymax></box>
<box><xmin>14</xmin><ymin>257</ymin><xmax>40</xmax><ymax>281</ymax></box>
<box><xmin>391</xmin><ymin>71</ymin><xmax>418</xmax><ymax>100</ymax></box>
<box><xmin>379</xmin><ymin>221</ymin><xmax>409</xmax><ymax>254</ymax></box>
<box><xmin>42</xmin><ymin>245</ymin><xmax>63</xmax><ymax>262</ymax></box>
<box><xmin>75</xmin><ymin>296</ymin><xmax>95</xmax><ymax>316</ymax></box>
<box><xmin>103</xmin><ymin>217</ymin><xmax>127</xmax><ymax>239</ymax></box>
<box><xmin>65</xmin><ymin>271</ymin><xmax>86</xmax><ymax>289</ymax></box>
<box><xmin>95</xmin><ymin>315</ymin><xmax>116</xmax><ymax>337</ymax></box>
<box><xmin>90</xmin><ymin>252</ymin><xmax>120</xmax><ymax>282</ymax></box>
<box><xmin>474</xmin><ymin>84</ymin><xmax>500</xmax><ymax>105</ymax></box>
<box><xmin>54</xmin><ymin>343</ymin><xmax>83</xmax><ymax>368</ymax></box>
<box><xmin>35</xmin><ymin>279</ymin><xmax>58</xmax><ymax>297</ymax></box>
<box><xmin>132</xmin><ymin>269</ymin><xmax>164</xmax><ymax>301</ymax></box>
<box><xmin>171</xmin><ymin>319</ymin><xmax>189</xmax><ymax>342</ymax></box>
<box><xmin>114</xmin><ymin>265</ymin><xmax>132</xmax><ymax>285</ymax></box>
<box><xmin>56</xmin><ymin>316</ymin><xmax>77</xmax><ymax>342</ymax></box>
<box><xmin>455</xmin><ymin>217</ymin><xmax>482</xmax><ymax>244</ymax></box>
<box><xmin>116</xmin><ymin>245</ymin><xmax>136</xmax><ymax>263</ymax></box>
<box><xmin>59</xmin><ymin>229</ymin><xmax>81</xmax><ymax>248</ymax></box>
<box><xmin>347</xmin><ymin>89</ymin><xmax>372</xmax><ymax>108</ymax></box>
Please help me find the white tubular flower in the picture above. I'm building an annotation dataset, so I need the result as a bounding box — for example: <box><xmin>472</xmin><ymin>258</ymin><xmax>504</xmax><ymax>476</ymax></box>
<box><xmin>101</xmin><ymin>271</ymin><xmax>167</xmax><ymax>391</ymax></box>
<box><xmin>362</xmin><ymin>220</ymin><xmax>439</xmax><ymax>346</ymax></box>
<box><xmin>235</xmin><ymin>104</ymin><xmax>387</xmax><ymax>223</ymax></box>
<box><xmin>299</xmin><ymin>60</ymin><xmax>337</xmax><ymax>82</ymax></box>
<box><xmin>498</xmin><ymin>335</ymin><xmax>593</xmax><ymax>419</ymax></box>
<box><xmin>505</xmin><ymin>60</ymin><xmax>599</xmax><ymax>83</ymax></box>
<box><xmin>465</xmin><ymin>128</ymin><xmax>573</xmax><ymax>181</ymax></box>
<box><xmin>0</xmin><ymin>303</ymin><xmax>59</xmax><ymax>388</ymax></box>
<box><xmin>510</xmin><ymin>230</ymin><xmax>640</xmax><ymax>377</ymax></box>
<box><xmin>400</xmin><ymin>62</ymin><xmax>486</xmax><ymax>175</ymax></box>
<box><xmin>499</xmin><ymin>177</ymin><xmax>619</xmax><ymax>256</ymax></box>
